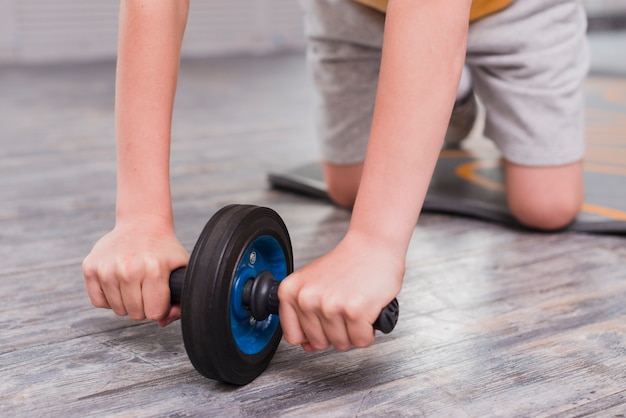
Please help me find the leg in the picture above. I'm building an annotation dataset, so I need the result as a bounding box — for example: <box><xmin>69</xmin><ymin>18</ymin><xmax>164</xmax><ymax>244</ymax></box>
<box><xmin>299</xmin><ymin>0</ymin><xmax>384</xmax><ymax>207</ymax></box>
<box><xmin>505</xmin><ymin>160</ymin><xmax>583</xmax><ymax>230</ymax></box>
<box><xmin>323</xmin><ymin>162</ymin><xmax>363</xmax><ymax>208</ymax></box>
<box><xmin>465</xmin><ymin>0</ymin><xmax>590</xmax><ymax>229</ymax></box>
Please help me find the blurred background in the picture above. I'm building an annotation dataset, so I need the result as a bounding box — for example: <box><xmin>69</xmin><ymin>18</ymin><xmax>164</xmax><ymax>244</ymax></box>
<box><xmin>0</xmin><ymin>0</ymin><xmax>304</xmax><ymax>64</ymax></box>
<box><xmin>0</xmin><ymin>0</ymin><xmax>623</xmax><ymax>65</ymax></box>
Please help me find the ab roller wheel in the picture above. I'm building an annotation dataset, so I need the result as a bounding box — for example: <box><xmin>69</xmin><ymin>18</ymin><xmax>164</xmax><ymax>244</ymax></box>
<box><xmin>169</xmin><ymin>205</ymin><xmax>291</xmax><ymax>385</ymax></box>
<box><xmin>168</xmin><ymin>204</ymin><xmax>399</xmax><ymax>385</ymax></box>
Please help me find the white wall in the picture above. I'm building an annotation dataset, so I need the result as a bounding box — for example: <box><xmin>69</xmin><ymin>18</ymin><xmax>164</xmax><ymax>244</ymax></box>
<box><xmin>1</xmin><ymin>0</ymin><xmax>623</xmax><ymax>64</ymax></box>
<box><xmin>0</xmin><ymin>0</ymin><xmax>305</xmax><ymax>64</ymax></box>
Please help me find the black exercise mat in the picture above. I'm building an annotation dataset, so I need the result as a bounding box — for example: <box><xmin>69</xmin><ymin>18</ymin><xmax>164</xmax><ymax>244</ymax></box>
<box><xmin>269</xmin><ymin>77</ymin><xmax>626</xmax><ymax>235</ymax></box>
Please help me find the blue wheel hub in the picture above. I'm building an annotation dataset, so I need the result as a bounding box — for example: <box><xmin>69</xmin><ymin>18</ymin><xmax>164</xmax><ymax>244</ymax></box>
<box><xmin>230</xmin><ymin>235</ymin><xmax>287</xmax><ymax>355</ymax></box>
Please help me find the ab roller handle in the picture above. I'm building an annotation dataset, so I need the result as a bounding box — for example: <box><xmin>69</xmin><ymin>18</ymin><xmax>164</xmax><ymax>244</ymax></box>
<box><xmin>169</xmin><ymin>268</ymin><xmax>399</xmax><ymax>334</ymax></box>
<box><xmin>169</xmin><ymin>267</ymin><xmax>186</xmax><ymax>308</ymax></box>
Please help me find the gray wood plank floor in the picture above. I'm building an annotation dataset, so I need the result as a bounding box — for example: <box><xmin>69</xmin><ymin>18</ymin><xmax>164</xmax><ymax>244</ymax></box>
<box><xmin>1</xmin><ymin>53</ymin><xmax>625</xmax><ymax>417</ymax></box>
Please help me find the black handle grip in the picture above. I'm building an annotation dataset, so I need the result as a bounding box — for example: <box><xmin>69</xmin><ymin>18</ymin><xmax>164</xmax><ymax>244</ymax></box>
<box><xmin>170</xmin><ymin>268</ymin><xmax>399</xmax><ymax>334</ymax></box>
<box><xmin>169</xmin><ymin>267</ymin><xmax>186</xmax><ymax>305</ymax></box>
<box><xmin>372</xmin><ymin>297</ymin><xmax>399</xmax><ymax>334</ymax></box>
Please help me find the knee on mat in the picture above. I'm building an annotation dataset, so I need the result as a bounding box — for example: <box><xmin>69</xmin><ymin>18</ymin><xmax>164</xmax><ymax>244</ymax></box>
<box><xmin>326</xmin><ymin>180</ymin><xmax>358</xmax><ymax>209</ymax></box>
<box><xmin>508</xmin><ymin>195</ymin><xmax>582</xmax><ymax>231</ymax></box>
<box><xmin>323</xmin><ymin>163</ymin><xmax>362</xmax><ymax>209</ymax></box>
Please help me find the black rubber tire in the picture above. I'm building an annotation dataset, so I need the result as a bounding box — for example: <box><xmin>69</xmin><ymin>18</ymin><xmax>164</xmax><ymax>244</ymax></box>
<box><xmin>180</xmin><ymin>204</ymin><xmax>293</xmax><ymax>385</ymax></box>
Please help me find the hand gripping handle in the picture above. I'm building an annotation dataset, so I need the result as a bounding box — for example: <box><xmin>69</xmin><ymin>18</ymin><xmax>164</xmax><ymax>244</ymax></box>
<box><xmin>242</xmin><ymin>271</ymin><xmax>399</xmax><ymax>333</ymax></box>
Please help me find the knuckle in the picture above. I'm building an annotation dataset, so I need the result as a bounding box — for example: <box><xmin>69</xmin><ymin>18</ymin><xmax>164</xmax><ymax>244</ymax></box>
<box><xmin>90</xmin><ymin>297</ymin><xmax>109</xmax><ymax>309</ymax></box>
<box><xmin>144</xmin><ymin>304</ymin><xmax>162</xmax><ymax>321</ymax></box>
<box><xmin>277</xmin><ymin>277</ymin><xmax>298</xmax><ymax>302</ymax></box>
<box><xmin>144</xmin><ymin>312</ymin><xmax>159</xmax><ymax>321</ymax></box>
<box><xmin>82</xmin><ymin>257</ymin><xmax>96</xmax><ymax>277</ymax></box>
<box><xmin>282</xmin><ymin>326</ymin><xmax>305</xmax><ymax>346</ymax></box>
<box><xmin>115</xmin><ymin>256</ymin><xmax>144</xmax><ymax>285</ymax></box>
<box><xmin>282</xmin><ymin>332</ymin><xmax>300</xmax><ymax>346</ymax></box>
<box><xmin>114</xmin><ymin>262</ymin><xmax>133</xmax><ymax>284</ymax></box>
<box><xmin>353</xmin><ymin>339</ymin><xmax>373</xmax><ymax>349</ymax></box>
<box><xmin>334</xmin><ymin>342</ymin><xmax>351</xmax><ymax>352</ymax></box>
<box><xmin>344</xmin><ymin>299</ymin><xmax>366</xmax><ymax>321</ymax></box>
<box><xmin>306</xmin><ymin>338</ymin><xmax>326</xmax><ymax>351</ymax></box>
<box><xmin>97</xmin><ymin>267</ymin><xmax>115</xmax><ymax>285</ymax></box>
<box><xmin>320</xmin><ymin>299</ymin><xmax>341</xmax><ymax>319</ymax></box>
<box><xmin>142</xmin><ymin>255</ymin><xmax>161</xmax><ymax>278</ymax></box>
<box><xmin>353</xmin><ymin>333</ymin><xmax>375</xmax><ymax>349</ymax></box>
<box><xmin>145</xmin><ymin>289</ymin><xmax>170</xmax><ymax>321</ymax></box>
<box><xmin>128</xmin><ymin>311</ymin><xmax>146</xmax><ymax>321</ymax></box>
<box><xmin>297</xmin><ymin>288</ymin><xmax>321</xmax><ymax>312</ymax></box>
<box><xmin>111</xmin><ymin>307</ymin><xmax>128</xmax><ymax>317</ymax></box>
<box><xmin>312</xmin><ymin>341</ymin><xmax>330</xmax><ymax>351</ymax></box>
<box><xmin>145</xmin><ymin>307</ymin><xmax>166</xmax><ymax>322</ymax></box>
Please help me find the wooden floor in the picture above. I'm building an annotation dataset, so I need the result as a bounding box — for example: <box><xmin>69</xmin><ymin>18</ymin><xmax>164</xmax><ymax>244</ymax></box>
<box><xmin>1</xmin><ymin>53</ymin><xmax>625</xmax><ymax>417</ymax></box>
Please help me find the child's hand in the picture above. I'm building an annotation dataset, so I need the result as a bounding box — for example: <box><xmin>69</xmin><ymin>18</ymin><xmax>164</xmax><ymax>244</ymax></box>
<box><xmin>82</xmin><ymin>215</ymin><xmax>189</xmax><ymax>326</ymax></box>
<box><xmin>278</xmin><ymin>230</ymin><xmax>404</xmax><ymax>352</ymax></box>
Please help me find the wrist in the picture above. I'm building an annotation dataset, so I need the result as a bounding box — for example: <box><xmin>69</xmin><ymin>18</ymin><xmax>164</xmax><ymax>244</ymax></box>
<box><xmin>115</xmin><ymin>199</ymin><xmax>175</xmax><ymax>233</ymax></box>
<box><xmin>347</xmin><ymin>202</ymin><xmax>414</xmax><ymax>260</ymax></box>
<box><xmin>115</xmin><ymin>210</ymin><xmax>174</xmax><ymax>229</ymax></box>
<box><xmin>342</xmin><ymin>228</ymin><xmax>407</xmax><ymax>274</ymax></box>
<box><xmin>115</xmin><ymin>169</ymin><xmax>174</xmax><ymax>228</ymax></box>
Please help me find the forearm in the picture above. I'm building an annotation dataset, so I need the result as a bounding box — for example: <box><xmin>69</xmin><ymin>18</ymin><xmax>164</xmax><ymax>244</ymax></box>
<box><xmin>115</xmin><ymin>0</ymin><xmax>189</xmax><ymax>224</ymax></box>
<box><xmin>350</xmin><ymin>0</ymin><xmax>471</xmax><ymax>256</ymax></box>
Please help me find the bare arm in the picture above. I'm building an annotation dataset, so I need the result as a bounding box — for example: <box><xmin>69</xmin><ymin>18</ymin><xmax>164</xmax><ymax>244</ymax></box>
<box><xmin>115</xmin><ymin>0</ymin><xmax>189</xmax><ymax>223</ymax></box>
<box><xmin>351</xmin><ymin>0</ymin><xmax>470</xmax><ymax>255</ymax></box>
<box><xmin>83</xmin><ymin>0</ymin><xmax>190</xmax><ymax>324</ymax></box>
<box><xmin>279</xmin><ymin>0</ymin><xmax>471</xmax><ymax>351</ymax></box>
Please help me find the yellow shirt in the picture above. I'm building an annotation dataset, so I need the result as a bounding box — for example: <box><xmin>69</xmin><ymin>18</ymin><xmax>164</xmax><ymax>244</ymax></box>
<box><xmin>354</xmin><ymin>0</ymin><xmax>513</xmax><ymax>21</ymax></box>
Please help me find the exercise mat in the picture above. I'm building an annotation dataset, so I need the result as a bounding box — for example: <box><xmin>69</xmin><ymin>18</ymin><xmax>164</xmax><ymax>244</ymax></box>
<box><xmin>269</xmin><ymin>77</ymin><xmax>626</xmax><ymax>234</ymax></box>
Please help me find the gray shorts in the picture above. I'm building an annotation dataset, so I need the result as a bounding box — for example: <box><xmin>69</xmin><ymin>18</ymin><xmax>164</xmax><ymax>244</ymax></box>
<box><xmin>299</xmin><ymin>0</ymin><xmax>591</xmax><ymax>166</ymax></box>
